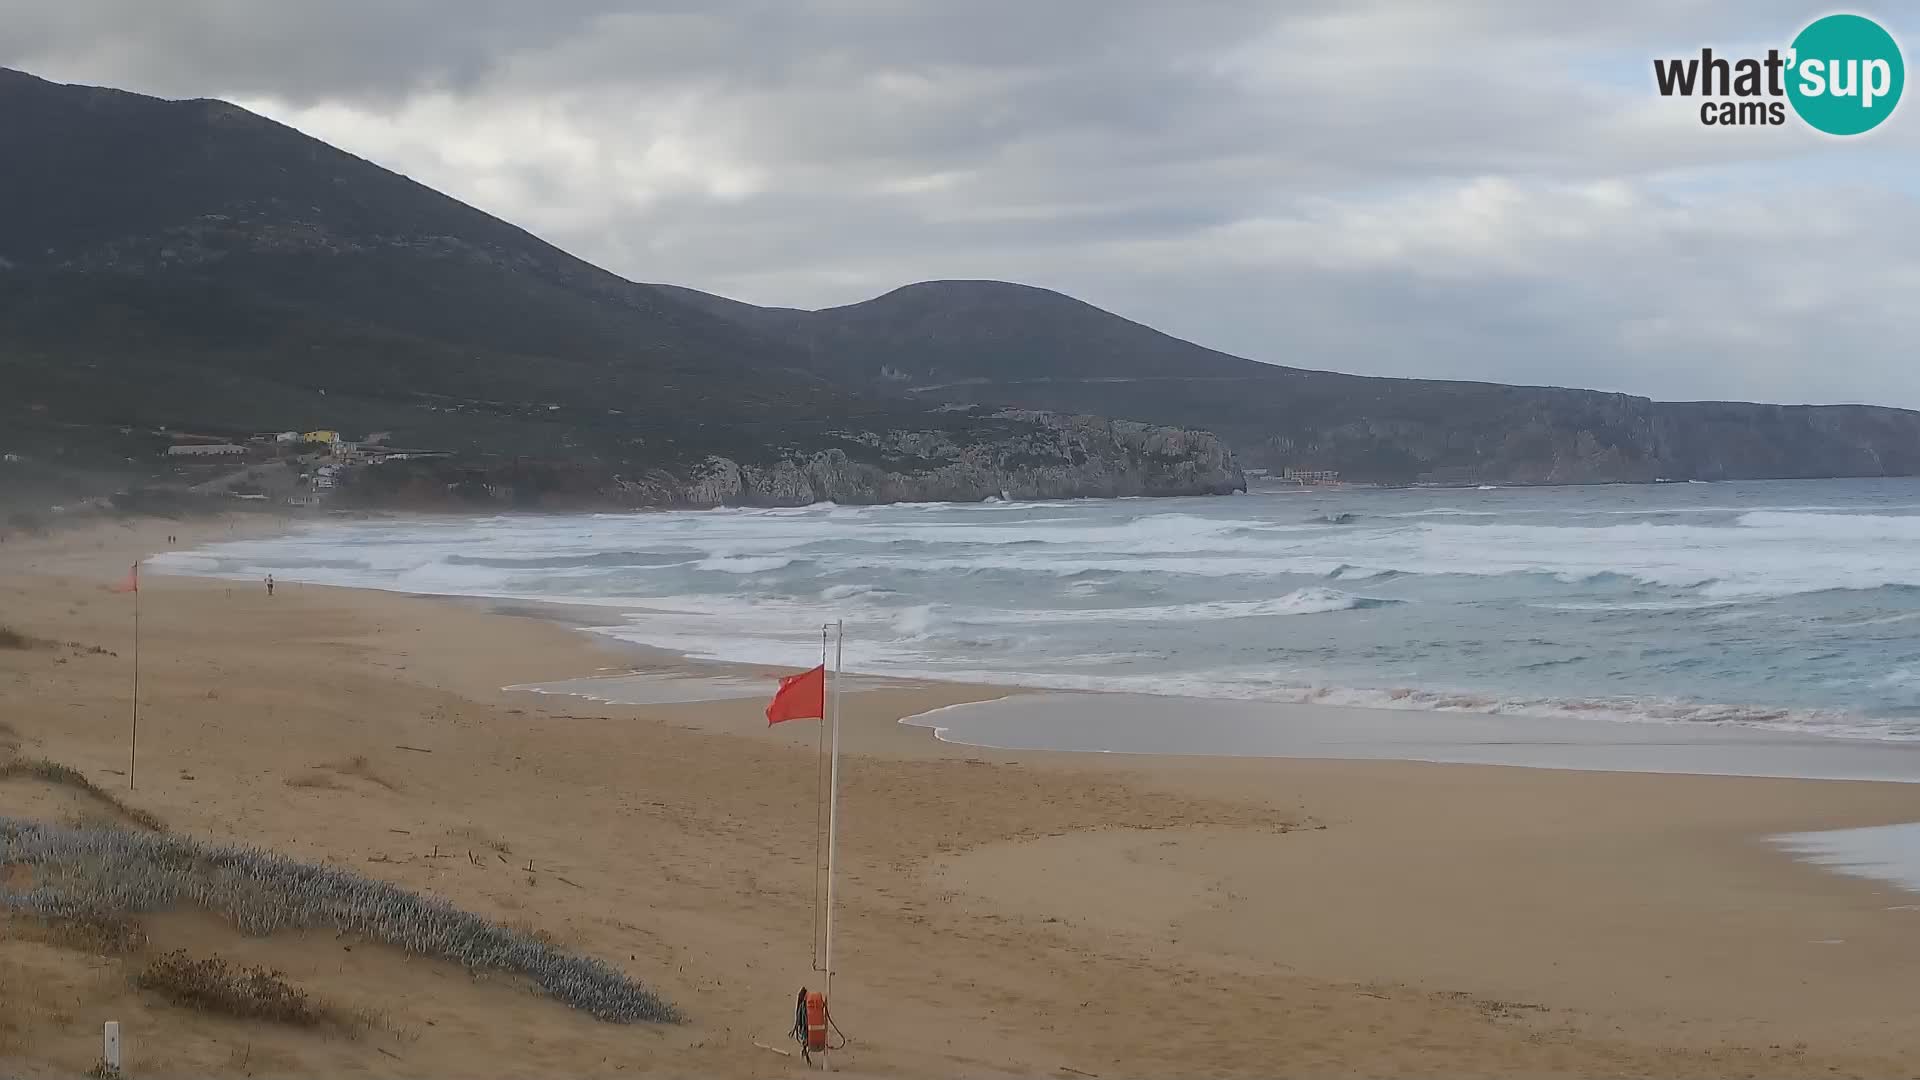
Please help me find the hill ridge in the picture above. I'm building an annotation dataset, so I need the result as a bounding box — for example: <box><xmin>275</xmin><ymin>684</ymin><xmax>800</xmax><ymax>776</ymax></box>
<box><xmin>5</xmin><ymin>65</ymin><xmax>1919</xmax><ymax>492</ymax></box>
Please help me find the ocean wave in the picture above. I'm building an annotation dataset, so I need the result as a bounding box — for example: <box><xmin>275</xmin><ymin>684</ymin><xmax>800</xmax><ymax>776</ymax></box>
<box><xmin>1828</xmin><ymin>610</ymin><xmax>1920</xmax><ymax>629</ymax></box>
<box><xmin>155</xmin><ymin>507</ymin><xmax>1920</xmax><ymax>603</ymax></box>
<box><xmin>892</xmin><ymin>604</ymin><xmax>936</xmax><ymax>638</ymax></box>
<box><xmin>1325</xmin><ymin>564</ymin><xmax>1399</xmax><ymax>581</ymax></box>
<box><xmin>1382</xmin><ymin>506</ymin><xmax>1496</xmax><ymax>517</ymax></box>
<box><xmin>447</xmin><ymin>550</ymin><xmax>696</xmax><ymax>569</ymax></box>
<box><xmin>1529</xmin><ymin>599</ymin><xmax>1739</xmax><ymax>613</ymax></box>
<box><xmin>1737</xmin><ymin>510</ymin><xmax>1920</xmax><ymax>538</ymax></box>
<box><xmin>695</xmin><ymin>555</ymin><xmax>803</xmax><ymax>573</ymax></box>
<box><xmin>820</xmin><ymin>583</ymin><xmax>891</xmax><ymax>601</ymax></box>
<box><xmin>953</xmin><ymin>587</ymin><xmax>1400</xmax><ymax>625</ymax></box>
<box><xmin>153</xmin><ymin>484</ymin><xmax>1920</xmax><ymax>747</ymax></box>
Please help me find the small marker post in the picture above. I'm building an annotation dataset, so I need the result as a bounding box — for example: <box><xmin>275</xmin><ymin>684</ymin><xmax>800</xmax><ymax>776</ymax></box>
<box><xmin>103</xmin><ymin>1020</ymin><xmax>121</xmax><ymax>1071</ymax></box>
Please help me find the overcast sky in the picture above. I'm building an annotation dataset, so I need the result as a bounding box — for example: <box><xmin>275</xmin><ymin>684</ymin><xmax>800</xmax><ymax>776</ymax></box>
<box><xmin>5</xmin><ymin>1</ymin><xmax>1918</xmax><ymax>406</ymax></box>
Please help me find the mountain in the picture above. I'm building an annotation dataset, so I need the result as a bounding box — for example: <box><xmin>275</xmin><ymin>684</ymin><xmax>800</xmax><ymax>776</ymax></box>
<box><xmin>3</xmin><ymin>66</ymin><xmax>1917</xmax><ymax>503</ymax></box>
<box><xmin>0</xmin><ymin>67</ymin><xmax>844</xmax><ymax>453</ymax></box>
<box><xmin>0</xmin><ymin>68</ymin><xmax>1240</xmax><ymax>506</ymax></box>
<box><xmin>663</xmin><ymin>278</ymin><xmax>1920</xmax><ymax>484</ymax></box>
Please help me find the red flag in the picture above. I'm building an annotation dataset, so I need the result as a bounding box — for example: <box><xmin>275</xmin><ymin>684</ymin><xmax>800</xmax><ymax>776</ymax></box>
<box><xmin>108</xmin><ymin>562</ymin><xmax>138</xmax><ymax>593</ymax></box>
<box><xmin>766</xmin><ymin>664</ymin><xmax>826</xmax><ymax>725</ymax></box>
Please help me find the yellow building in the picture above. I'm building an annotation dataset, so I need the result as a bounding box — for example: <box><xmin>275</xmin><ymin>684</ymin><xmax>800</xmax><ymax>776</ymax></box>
<box><xmin>302</xmin><ymin>430</ymin><xmax>339</xmax><ymax>445</ymax></box>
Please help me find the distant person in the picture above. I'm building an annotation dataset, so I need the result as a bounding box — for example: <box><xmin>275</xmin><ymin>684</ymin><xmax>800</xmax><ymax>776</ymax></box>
<box><xmin>266</xmin><ymin>575</ymin><xmax>274</xmax><ymax>597</ymax></box>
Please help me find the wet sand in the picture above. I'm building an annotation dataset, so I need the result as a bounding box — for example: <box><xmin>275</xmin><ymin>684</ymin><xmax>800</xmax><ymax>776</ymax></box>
<box><xmin>4</xmin><ymin>515</ymin><xmax>1920</xmax><ymax>1077</ymax></box>
<box><xmin>906</xmin><ymin>691</ymin><xmax>1920</xmax><ymax>781</ymax></box>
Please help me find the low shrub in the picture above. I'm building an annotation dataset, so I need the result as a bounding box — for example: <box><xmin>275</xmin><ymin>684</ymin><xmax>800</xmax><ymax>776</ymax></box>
<box><xmin>136</xmin><ymin>950</ymin><xmax>325</xmax><ymax>1026</ymax></box>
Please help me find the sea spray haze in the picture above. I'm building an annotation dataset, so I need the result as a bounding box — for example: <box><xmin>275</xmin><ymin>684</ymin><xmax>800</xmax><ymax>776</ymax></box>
<box><xmin>151</xmin><ymin>478</ymin><xmax>1920</xmax><ymax>740</ymax></box>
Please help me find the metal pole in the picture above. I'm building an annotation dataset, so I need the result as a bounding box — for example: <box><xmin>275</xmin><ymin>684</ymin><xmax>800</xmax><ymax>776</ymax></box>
<box><xmin>813</xmin><ymin>625</ymin><xmax>828</xmax><ymax>971</ymax></box>
<box><xmin>823</xmin><ymin>618</ymin><xmax>844</xmax><ymax>1069</ymax></box>
<box><xmin>129</xmin><ymin>563</ymin><xmax>139</xmax><ymax>791</ymax></box>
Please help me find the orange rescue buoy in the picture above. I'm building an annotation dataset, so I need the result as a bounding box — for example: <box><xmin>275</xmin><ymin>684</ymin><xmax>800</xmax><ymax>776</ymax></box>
<box><xmin>804</xmin><ymin>991</ymin><xmax>828</xmax><ymax>1053</ymax></box>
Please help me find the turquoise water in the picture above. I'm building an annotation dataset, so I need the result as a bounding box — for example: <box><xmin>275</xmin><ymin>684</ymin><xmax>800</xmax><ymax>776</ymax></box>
<box><xmin>153</xmin><ymin>477</ymin><xmax>1920</xmax><ymax>741</ymax></box>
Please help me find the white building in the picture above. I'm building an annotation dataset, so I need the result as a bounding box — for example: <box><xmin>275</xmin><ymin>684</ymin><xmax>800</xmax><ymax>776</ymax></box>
<box><xmin>167</xmin><ymin>444</ymin><xmax>247</xmax><ymax>457</ymax></box>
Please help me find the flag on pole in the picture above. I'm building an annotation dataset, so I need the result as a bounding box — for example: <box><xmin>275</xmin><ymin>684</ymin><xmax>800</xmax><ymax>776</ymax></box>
<box><xmin>108</xmin><ymin>563</ymin><xmax>139</xmax><ymax>593</ymax></box>
<box><xmin>766</xmin><ymin>664</ymin><xmax>826</xmax><ymax>725</ymax></box>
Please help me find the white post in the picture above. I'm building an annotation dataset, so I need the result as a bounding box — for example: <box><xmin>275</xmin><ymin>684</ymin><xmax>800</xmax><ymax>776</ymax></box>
<box><xmin>813</xmin><ymin>625</ymin><xmax>829</xmax><ymax>973</ymax></box>
<box><xmin>103</xmin><ymin>1021</ymin><xmax>121</xmax><ymax>1071</ymax></box>
<box><xmin>822</xmin><ymin>618</ymin><xmax>844</xmax><ymax>1069</ymax></box>
<box><xmin>129</xmin><ymin>564</ymin><xmax>139</xmax><ymax>791</ymax></box>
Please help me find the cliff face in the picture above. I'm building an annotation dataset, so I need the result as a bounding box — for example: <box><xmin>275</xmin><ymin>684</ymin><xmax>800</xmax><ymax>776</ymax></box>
<box><xmin>1649</xmin><ymin>402</ymin><xmax>1920</xmax><ymax>481</ymax></box>
<box><xmin>669</xmin><ymin>280</ymin><xmax>1920</xmax><ymax>486</ymax></box>
<box><xmin>1237</xmin><ymin>394</ymin><xmax>1920</xmax><ymax>485</ymax></box>
<box><xmin>340</xmin><ymin>412</ymin><xmax>1245</xmax><ymax>510</ymax></box>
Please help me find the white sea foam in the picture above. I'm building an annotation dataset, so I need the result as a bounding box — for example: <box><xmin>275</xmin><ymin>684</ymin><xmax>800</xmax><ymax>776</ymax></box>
<box><xmin>695</xmin><ymin>555</ymin><xmax>801</xmax><ymax>573</ymax></box>
<box><xmin>1774</xmin><ymin>823</ymin><xmax>1920</xmax><ymax>893</ymax></box>
<box><xmin>891</xmin><ymin>604</ymin><xmax>937</xmax><ymax>637</ymax></box>
<box><xmin>149</xmin><ymin>482</ymin><xmax>1920</xmax><ymax>747</ymax></box>
<box><xmin>951</xmin><ymin>587</ymin><xmax>1395</xmax><ymax>625</ymax></box>
<box><xmin>173</xmin><ymin>504</ymin><xmax>1920</xmax><ymax>602</ymax></box>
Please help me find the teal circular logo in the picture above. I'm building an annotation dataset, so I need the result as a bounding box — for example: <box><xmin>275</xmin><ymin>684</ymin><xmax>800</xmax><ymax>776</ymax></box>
<box><xmin>1787</xmin><ymin>14</ymin><xmax>1904</xmax><ymax>135</ymax></box>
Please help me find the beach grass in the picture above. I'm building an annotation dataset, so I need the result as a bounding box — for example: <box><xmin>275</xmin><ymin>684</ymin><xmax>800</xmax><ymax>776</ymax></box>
<box><xmin>0</xmin><ymin>818</ymin><xmax>679</xmax><ymax>1023</ymax></box>
<box><xmin>0</xmin><ymin>760</ymin><xmax>164</xmax><ymax>832</ymax></box>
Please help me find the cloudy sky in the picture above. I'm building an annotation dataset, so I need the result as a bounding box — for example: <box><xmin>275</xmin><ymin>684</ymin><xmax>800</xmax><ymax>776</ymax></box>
<box><xmin>5</xmin><ymin>1</ymin><xmax>1918</xmax><ymax>406</ymax></box>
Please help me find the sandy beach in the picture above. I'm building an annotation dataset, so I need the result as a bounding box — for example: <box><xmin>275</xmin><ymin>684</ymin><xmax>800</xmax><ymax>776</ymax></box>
<box><xmin>6</xmin><ymin>515</ymin><xmax>1920</xmax><ymax>1077</ymax></box>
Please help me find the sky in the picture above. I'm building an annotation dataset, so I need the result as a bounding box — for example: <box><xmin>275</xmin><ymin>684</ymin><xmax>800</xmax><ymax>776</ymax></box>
<box><xmin>4</xmin><ymin>1</ymin><xmax>1918</xmax><ymax>406</ymax></box>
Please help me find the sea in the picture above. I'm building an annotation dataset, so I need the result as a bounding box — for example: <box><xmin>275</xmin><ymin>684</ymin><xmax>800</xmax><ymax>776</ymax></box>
<box><xmin>149</xmin><ymin>477</ymin><xmax>1920</xmax><ymax>744</ymax></box>
<box><xmin>149</xmin><ymin>476</ymin><xmax>1920</xmax><ymax>893</ymax></box>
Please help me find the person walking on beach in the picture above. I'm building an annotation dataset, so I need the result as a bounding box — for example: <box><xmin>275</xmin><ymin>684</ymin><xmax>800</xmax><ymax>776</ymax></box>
<box><xmin>266</xmin><ymin>574</ymin><xmax>274</xmax><ymax>597</ymax></box>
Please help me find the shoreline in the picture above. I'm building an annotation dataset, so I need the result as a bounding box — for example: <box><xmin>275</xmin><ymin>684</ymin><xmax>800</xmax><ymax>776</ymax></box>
<box><xmin>135</xmin><ymin>492</ymin><xmax>1920</xmax><ymax>749</ymax></box>
<box><xmin>150</xmin><ymin>556</ymin><xmax>1920</xmax><ymax>774</ymax></box>
<box><xmin>899</xmin><ymin>691</ymin><xmax>1920</xmax><ymax>783</ymax></box>
<box><xmin>8</xmin><ymin>516</ymin><xmax>1920</xmax><ymax>1075</ymax></box>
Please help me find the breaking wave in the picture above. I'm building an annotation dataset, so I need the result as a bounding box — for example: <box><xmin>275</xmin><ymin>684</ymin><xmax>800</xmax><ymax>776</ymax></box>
<box><xmin>146</xmin><ymin>477</ymin><xmax>1920</xmax><ymax>743</ymax></box>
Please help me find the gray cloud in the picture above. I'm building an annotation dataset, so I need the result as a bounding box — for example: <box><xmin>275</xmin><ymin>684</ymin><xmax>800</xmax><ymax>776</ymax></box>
<box><xmin>2</xmin><ymin>0</ymin><xmax>1916</xmax><ymax>406</ymax></box>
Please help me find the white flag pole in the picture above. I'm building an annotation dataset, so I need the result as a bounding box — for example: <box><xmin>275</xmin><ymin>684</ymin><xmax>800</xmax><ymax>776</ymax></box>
<box><xmin>822</xmin><ymin>618</ymin><xmax>845</xmax><ymax>1069</ymax></box>
<box><xmin>813</xmin><ymin>624</ymin><xmax>830</xmax><ymax>972</ymax></box>
<box><xmin>129</xmin><ymin>562</ymin><xmax>140</xmax><ymax>792</ymax></box>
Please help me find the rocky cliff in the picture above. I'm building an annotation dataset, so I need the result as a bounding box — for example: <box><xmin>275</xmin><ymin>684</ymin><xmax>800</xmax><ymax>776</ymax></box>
<box><xmin>669</xmin><ymin>280</ymin><xmax>1920</xmax><ymax>486</ymax></box>
<box><xmin>339</xmin><ymin>411</ymin><xmax>1245</xmax><ymax>509</ymax></box>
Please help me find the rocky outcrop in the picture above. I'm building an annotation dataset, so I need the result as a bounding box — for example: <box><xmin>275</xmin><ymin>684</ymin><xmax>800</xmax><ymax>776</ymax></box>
<box><xmin>341</xmin><ymin>412</ymin><xmax>1245</xmax><ymax>510</ymax></box>
<box><xmin>676</xmin><ymin>412</ymin><xmax>1242</xmax><ymax>507</ymax></box>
